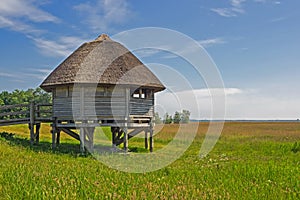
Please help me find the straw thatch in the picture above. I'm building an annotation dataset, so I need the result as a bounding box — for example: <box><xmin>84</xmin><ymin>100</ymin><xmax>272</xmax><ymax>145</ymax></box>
<box><xmin>40</xmin><ymin>34</ymin><xmax>165</xmax><ymax>92</ymax></box>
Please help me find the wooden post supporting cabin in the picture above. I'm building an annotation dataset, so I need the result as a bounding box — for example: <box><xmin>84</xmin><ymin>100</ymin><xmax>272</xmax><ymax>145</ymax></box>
<box><xmin>112</xmin><ymin>127</ymin><xmax>116</xmax><ymax>147</ymax></box>
<box><xmin>29</xmin><ymin>102</ymin><xmax>35</xmax><ymax>145</ymax></box>
<box><xmin>85</xmin><ymin>127</ymin><xmax>95</xmax><ymax>152</ymax></box>
<box><xmin>150</xmin><ymin>129</ymin><xmax>153</xmax><ymax>152</ymax></box>
<box><xmin>145</xmin><ymin>130</ymin><xmax>148</xmax><ymax>149</ymax></box>
<box><xmin>80</xmin><ymin>127</ymin><xmax>85</xmax><ymax>153</ymax></box>
<box><xmin>123</xmin><ymin>127</ymin><xmax>128</xmax><ymax>152</ymax></box>
<box><xmin>124</xmin><ymin>88</ymin><xmax>130</xmax><ymax>152</ymax></box>
<box><xmin>36</xmin><ymin>123</ymin><xmax>41</xmax><ymax>144</ymax></box>
<box><xmin>150</xmin><ymin>119</ymin><xmax>154</xmax><ymax>152</ymax></box>
<box><xmin>51</xmin><ymin>117</ymin><xmax>57</xmax><ymax>149</ymax></box>
<box><xmin>150</xmin><ymin>90</ymin><xmax>154</xmax><ymax>152</ymax></box>
<box><xmin>89</xmin><ymin>127</ymin><xmax>95</xmax><ymax>152</ymax></box>
<box><xmin>56</xmin><ymin>130</ymin><xmax>60</xmax><ymax>145</ymax></box>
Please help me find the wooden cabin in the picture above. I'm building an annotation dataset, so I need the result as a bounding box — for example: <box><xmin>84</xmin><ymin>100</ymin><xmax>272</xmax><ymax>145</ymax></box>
<box><xmin>40</xmin><ymin>34</ymin><xmax>165</xmax><ymax>153</ymax></box>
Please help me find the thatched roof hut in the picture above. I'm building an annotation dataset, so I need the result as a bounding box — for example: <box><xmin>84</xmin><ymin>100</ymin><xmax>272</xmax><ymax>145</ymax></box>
<box><xmin>40</xmin><ymin>34</ymin><xmax>165</xmax><ymax>92</ymax></box>
<box><xmin>40</xmin><ymin>34</ymin><xmax>165</xmax><ymax>152</ymax></box>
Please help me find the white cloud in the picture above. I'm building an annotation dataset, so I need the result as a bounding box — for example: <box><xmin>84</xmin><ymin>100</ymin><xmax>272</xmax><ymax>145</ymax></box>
<box><xmin>211</xmin><ymin>0</ymin><xmax>280</xmax><ymax>17</ymax></box>
<box><xmin>225</xmin><ymin>90</ymin><xmax>300</xmax><ymax>120</ymax></box>
<box><xmin>0</xmin><ymin>68</ymin><xmax>52</xmax><ymax>84</ymax></box>
<box><xmin>133</xmin><ymin>49</ymin><xmax>163</xmax><ymax>58</ymax></box>
<box><xmin>270</xmin><ymin>16</ymin><xmax>287</xmax><ymax>23</ymax></box>
<box><xmin>198</xmin><ymin>38</ymin><xmax>226</xmax><ymax>47</ymax></box>
<box><xmin>0</xmin><ymin>15</ymin><xmax>41</xmax><ymax>34</ymax></box>
<box><xmin>32</xmin><ymin>36</ymin><xmax>88</xmax><ymax>57</ymax></box>
<box><xmin>156</xmin><ymin>88</ymin><xmax>300</xmax><ymax>120</ymax></box>
<box><xmin>0</xmin><ymin>0</ymin><xmax>59</xmax><ymax>23</ymax></box>
<box><xmin>211</xmin><ymin>8</ymin><xmax>237</xmax><ymax>17</ymax></box>
<box><xmin>155</xmin><ymin>88</ymin><xmax>241</xmax><ymax>119</ymax></box>
<box><xmin>231</xmin><ymin>0</ymin><xmax>245</xmax><ymax>7</ymax></box>
<box><xmin>254</xmin><ymin>0</ymin><xmax>281</xmax><ymax>4</ymax></box>
<box><xmin>0</xmin><ymin>0</ymin><xmax>65</xmax><ymax>58</ymax></box>
<box><xmin>142</xmin><ymin>37</ymin><xmax>227</xmax><ymax>59</ymax></box>
<box><xmin>211</xmin><ymin>0</ymin><xmax>245</xmax><ymax>17</ymax></box>
<box><xmin>74</xmin><ymin>0</ymin><xmax>132</xmax><ymax>32</ymax></box>
<box><xmin>0</xmin><ymin>0</ymin><xmax>59</xmax><ymax>33</ymax></box>
<box><xmin>0</xmin><ymin>72</ymin><xmax>20</xmax><ymax>78</ymax></box>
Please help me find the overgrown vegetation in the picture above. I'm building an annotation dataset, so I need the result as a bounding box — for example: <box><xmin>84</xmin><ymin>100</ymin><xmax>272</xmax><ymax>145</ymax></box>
<box><xmin>0</xmin><ymin>122</ymin><xmax>299</xmax><ymax>199</ymax></box>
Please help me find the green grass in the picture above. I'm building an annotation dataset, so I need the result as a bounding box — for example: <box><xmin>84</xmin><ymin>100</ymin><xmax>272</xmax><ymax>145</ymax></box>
<box><xmin>0</xmin><ymin>122</ymin><xmax>299</xmax><ymax>199</ymax></box>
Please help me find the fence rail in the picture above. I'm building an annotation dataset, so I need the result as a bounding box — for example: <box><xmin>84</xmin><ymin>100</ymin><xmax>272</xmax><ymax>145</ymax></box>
<box><xmin>0</xmin><ymin>102</ymin><xmax>52</xmax><ymax>126</ymax></box>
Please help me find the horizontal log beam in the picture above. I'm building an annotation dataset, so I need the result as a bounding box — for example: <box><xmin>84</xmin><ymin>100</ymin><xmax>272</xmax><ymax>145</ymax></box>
<box><xmin>0</xmin><ymin>104</ymin><xmax>29</xmax><ymax>110</ymax></box>
<box><xmin>0</xmin><ymin>111</ymin><xmax>29</xmax><ymax>117</ymax></box>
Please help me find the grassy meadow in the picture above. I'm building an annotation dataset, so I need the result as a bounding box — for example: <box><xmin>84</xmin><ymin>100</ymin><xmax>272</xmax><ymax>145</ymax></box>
<box><xmin>0</xmin><ymin>122</ymin><xmax>299</xmax><ymax>199</ymax></box>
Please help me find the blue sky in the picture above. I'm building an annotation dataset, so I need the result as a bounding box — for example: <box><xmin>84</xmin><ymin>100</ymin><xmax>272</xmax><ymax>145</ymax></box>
<box><xmin>0</xmin><ymin>0</ymin><xmax>299</xmax><ymax>119</ymax></box>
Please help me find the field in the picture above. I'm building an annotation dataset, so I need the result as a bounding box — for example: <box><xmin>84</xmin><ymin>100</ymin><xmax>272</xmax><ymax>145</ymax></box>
<box><xmin>0</xmin><ymin>122</ymin><xmax>299</xmax><ymax>199</ymax></box>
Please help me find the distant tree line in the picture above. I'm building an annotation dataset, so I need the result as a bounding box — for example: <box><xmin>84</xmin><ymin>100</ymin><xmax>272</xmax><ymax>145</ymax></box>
<box><xmin>0</xmin><ymin>88</ymin><xmax>51</xmax><ymax>106</ymax></box>
<box><xmin>154</xmin><ymin>110</ymin><xmax>191</xmax><ymax>124</ymax></box>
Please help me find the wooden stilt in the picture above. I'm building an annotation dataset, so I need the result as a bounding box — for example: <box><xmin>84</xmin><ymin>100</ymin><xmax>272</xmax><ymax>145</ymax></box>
<box><xmin>56</xmin><ymin>130</ymin><xmax>60</xmax><ymax>146</ymax></box>
<box><xmin>123</xmin><ymin>127</ymin><xmax>128</xmax><ymax>152</ymax></box>
<box><xmin>36</xmin><ymin>123</ymin><xmax>41</xmax><ymax>144</ymax></box>
<box><xmin>124</xmin><ymin>88</ymin><xmax>130</xmax><ymax>152</ymax></box>
<box><xmin>80</xmin><ymin>127</ymin><xmax>85</xmax><ymax>153</ymax></box>
<box><xmin>145</xmin><ymin>130</ymin><xmax>148</xmax><ymax>149</ymax></box>
<box><xmin>85</xmin><ymin>127</ymin><xmax>95</xmax><ymax>152</ymax></box>
<box><xmin>150</xmin><ymin>128</ymin><xmax>153</xmax><ymax>152</ymax></box>
<box><xmin>29</xmin><ymin>102</ymin><xmax>35</xmax><ymax>145</ymax></box>
<box><xmin>89</xmin><ymin>128</ymin><xmax>95</xmax><ymax>151</ymax></box>
<box><xmin>51</xmin><ymin>127</ymin><xmax>56</xmax><ymax>149</ymax></box>
<box><xmin>112</xmin><ymin>127</ymin><xmax>116</xmax><ymax>147</ymax></box>
<box><xmin>51</xmin><ymin>117</ymin><xmax>57</xmax><ymax>149</ymax></box>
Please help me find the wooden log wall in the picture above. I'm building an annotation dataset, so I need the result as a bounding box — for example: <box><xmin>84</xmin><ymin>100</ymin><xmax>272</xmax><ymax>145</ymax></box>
<box><xmin>53</xmin><ymin>86</ymin><xmax>154</xmax><ymax>121</ymax></box>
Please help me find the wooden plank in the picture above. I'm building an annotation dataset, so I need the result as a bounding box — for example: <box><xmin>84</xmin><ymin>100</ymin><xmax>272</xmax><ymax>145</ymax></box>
<box><xmin>36</xmin><ymin>103</ymin><xmax>52</xmax><ymax>107</ymax></box>
<box><xmin>0</xmin><ymin>118</ymin><xmax>30</xmax><ymax>126</ymax></box>
<box><xmin>60</xmin><ymin>128</ymin><xmax>80</xmax><ymax>141</ymax></box>
<box><xmin>35</xmin><ymin>117</ymin><xmax>53</xmax><ymax>123</ymax></box>
<box><xmin>0</xmin><ymin>104</ymin><xmax>29</xmax><ymax>110</ymax></box>
<box><xmin>0</xmin><ymin>110</ymin><xmax>29</xmax><ymax>117</ymax></box>
<box><xmin>128</xmin><ymin>128</ymin><xmax>145</xmax><ymax>139</ymax></box>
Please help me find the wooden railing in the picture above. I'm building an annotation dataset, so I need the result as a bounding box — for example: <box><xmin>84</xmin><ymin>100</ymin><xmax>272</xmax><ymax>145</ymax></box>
<box><xmin>0</xmin><ymin>102</ymin><xmax>52</xmax><ymax>127</ymax></box>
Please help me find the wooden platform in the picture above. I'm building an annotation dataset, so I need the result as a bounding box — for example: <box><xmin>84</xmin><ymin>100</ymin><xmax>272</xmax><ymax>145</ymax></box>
<box><xmin>0</xmin><ymin>102</ymin><xmax>154</xmax><ymax>153</ymax></box>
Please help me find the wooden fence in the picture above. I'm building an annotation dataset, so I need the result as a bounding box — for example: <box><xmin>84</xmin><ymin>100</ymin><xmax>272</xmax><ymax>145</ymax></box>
<box><xmin>0</xmin><ymin>102</ymin><xmax>52</xmax><ymax>144</ymax></box>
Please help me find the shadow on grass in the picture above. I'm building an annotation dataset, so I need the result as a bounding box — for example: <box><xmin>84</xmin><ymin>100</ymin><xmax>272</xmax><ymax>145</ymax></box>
<box><xmin>0</xmin><ymin>131</ymin><xmax>149</xmax><ymax>156</ymax></box>
<box><xmin>0</xmin><ymin>131</ymin><xmax>84</xmax><ymax>157</ymax></box>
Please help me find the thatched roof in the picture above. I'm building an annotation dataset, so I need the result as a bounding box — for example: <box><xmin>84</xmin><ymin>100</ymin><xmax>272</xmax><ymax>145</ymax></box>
<box><xmin>40</xmin><ymin>34</ymin><xmax>165</xmax><ymax>93</ymax></box>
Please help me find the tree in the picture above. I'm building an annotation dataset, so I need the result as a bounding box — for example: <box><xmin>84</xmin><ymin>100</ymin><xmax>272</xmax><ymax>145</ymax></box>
<box><xmin>163</xmin><ymin>113</ymin><xmax>172</xmax><ymax>124</ymax></box>
<box><xmin>0</xmin><ymin>88</ymin><xmax>52</xmax><ymax>106</ymax></box>
<box><xmin>173</xmin><ymin>111</ymin><xmax>181</xmax><ymax>124</ymax></box>
<box><xmin>181</xmin><ymin>110</ymin><xmax>191</xmax><ymax>124</ymax></box>
<box><xmin>33</xmin><ymin>88</ymin><xmax>52</xmax><ymax>104</ymax></box>
<box><xmin>154</xmin><ymin>112</ymin><xmax>162</xmax><ymax>124</ymax></box>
